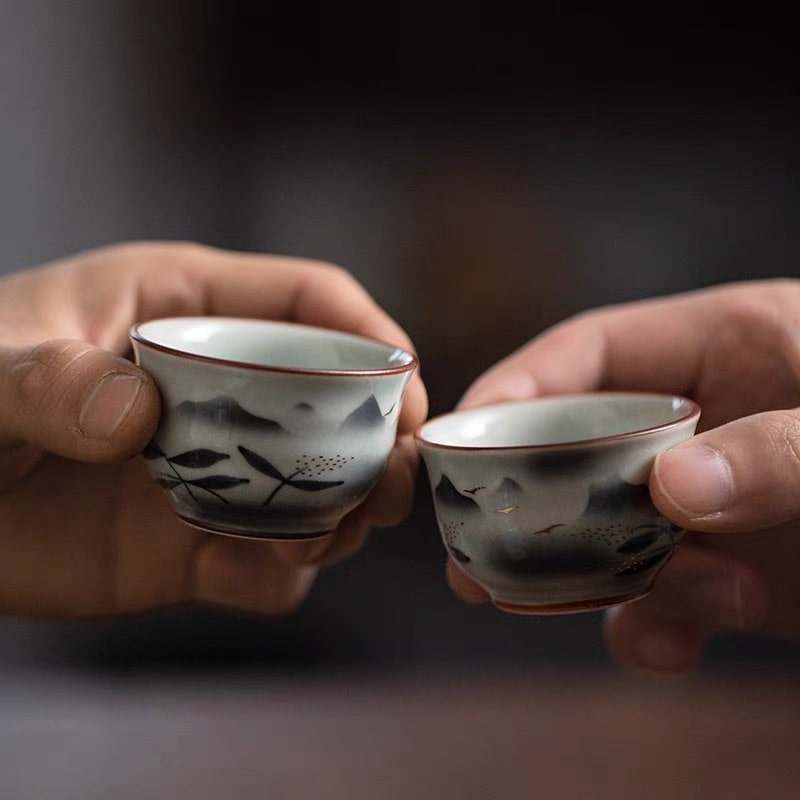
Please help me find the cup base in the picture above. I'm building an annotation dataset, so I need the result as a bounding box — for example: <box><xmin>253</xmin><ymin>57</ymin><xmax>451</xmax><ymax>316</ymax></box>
<box><xmin>493</xmin><ymin>589</ymin><xmax>651</xmax><ymax>616</ymax></box>
<box><xmin>177</xmin><ymin>513</ymin><xmax>334</xmax><ymax>541</ymax></box>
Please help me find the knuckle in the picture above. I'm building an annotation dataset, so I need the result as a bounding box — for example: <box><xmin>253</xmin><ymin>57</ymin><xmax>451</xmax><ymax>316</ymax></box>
<box><xmin>564</xmin><ymin>306</ymin><xmax>601</xmax><ymax>327</ymax></box>
<box><xmin>718</xmin><ymin>282</ymin><xmax>800</xmax><ymax>339</ymax></box>
<box><xmin>124</xmin><ymin>240</ymin><xmax>211</xmax><ymax>259</ymax></box>
<box><xmin>85</xmin><ymin>241</ymin><xmax>213</xmax><ymax>275</ymax></box>
<box><xmin>534</xmin><ymin>308</ymin><xmax>608</xmax><ymax>364</ymax></box>
<box><xmin>754</xmin><ymin>277</ymin><xmax>800</xmax><ymax>301</ymax></box>
<box><xmin>13</xmin><ymin>339</ymin><xmax>95</xmax><ymax>409</ymax></box>
<box><xmin>549</xmin><ymin>306</ymin><xmax>605</xmax><ymax>340</ymax></box>
<box><xmin>721</xmin><ymin>292</ymin><xmax>774</xmax><ymax>330</ymax></box>
<box><xmin>164</xmin><ymin>240</ymin><xmax>216</xmax><ymax>261</ymax></box>
<box><xmin>317</xmin><ymin>261</ymin><xmax>361</xmax><ymax>290</ymax></box>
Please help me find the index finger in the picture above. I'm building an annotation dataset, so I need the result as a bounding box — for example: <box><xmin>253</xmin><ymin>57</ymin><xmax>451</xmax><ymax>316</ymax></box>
<box><xmin>25</xmin><ymin>243</ymin><xmax>428</xmax><ymax>434</ymax></box>
<box><xmin>458</xmin><ymin>281</ymin><xmax>775</xmax><ymax>409</ymax></box>
<box><xmin>163</xmin><ymin>246</ymin><xmax>429</xmax><ymax>434</ymax></box>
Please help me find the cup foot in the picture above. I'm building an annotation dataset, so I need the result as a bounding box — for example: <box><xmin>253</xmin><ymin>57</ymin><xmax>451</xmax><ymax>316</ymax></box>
<box><xmin>177</xmin><ymin>513</ymin><xmax>334</xmax><ymax>541</ymax></box>
<box><xmin>493</xmin><ymin>590</ymin><xmax>651</xmax><ymax>616</ymax></box>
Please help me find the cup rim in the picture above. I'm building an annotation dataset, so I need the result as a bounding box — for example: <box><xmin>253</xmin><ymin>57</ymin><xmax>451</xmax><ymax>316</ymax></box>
<box><xmin>129</xmin><ymin>316</ymin><xmax>419</xmax><ymax>378</ymax></box>
<box><xmin>414</xmin><ymin>391</ymin><xmax>701</xmax><ymax>452</ymax></box>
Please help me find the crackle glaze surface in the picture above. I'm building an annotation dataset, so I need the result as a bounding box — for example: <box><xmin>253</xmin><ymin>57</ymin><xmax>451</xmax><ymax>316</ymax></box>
<box><xmin>131</xmin><ymin>318</ymin><xmax>416</xmax><ymax>539</ymax></box>
<box><xmin>416</xmin><ymin>393</ymin><xmax>700</xmax><ymax>614</ymax></box>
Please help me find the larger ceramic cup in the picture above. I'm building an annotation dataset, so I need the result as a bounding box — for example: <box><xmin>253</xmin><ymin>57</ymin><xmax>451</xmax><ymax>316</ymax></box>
<box><xmin>131</xmin><ymin>317</ymin><xmax>417</xmax><ymax>539</ymax></box>
<box><xmin>416</xmin><ymin>393</ymin><xmax>701</xmax><ymax>614</ymax></box>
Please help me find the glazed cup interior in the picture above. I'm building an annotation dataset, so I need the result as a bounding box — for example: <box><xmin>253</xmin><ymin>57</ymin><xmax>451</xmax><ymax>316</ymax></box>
<box><xmin>132</xmin><ymin>317</ymin><xmax>416</xmax><ymax>374</ymax></box>
<box><xmin>417</xmin><ymin>393</ymin><xmax>700</xmax><ymax>449</ymax></box>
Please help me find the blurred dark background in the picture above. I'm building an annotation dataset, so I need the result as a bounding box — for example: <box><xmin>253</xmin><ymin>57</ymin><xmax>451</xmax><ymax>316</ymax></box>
<box><xmin>1</xmin><ymin>3</ymin><xmax>799</xmax><ymax>676</ymax></box>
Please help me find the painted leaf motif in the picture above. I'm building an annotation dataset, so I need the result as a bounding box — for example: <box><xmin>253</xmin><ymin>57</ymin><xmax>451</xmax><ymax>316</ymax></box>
<box><xmin>238</xmin><ymin>446</ymin><xmax>284</xmax><ymax>479</ymax></box>
<box><xmin>143</xmin><ymin>443</ymin><xmax>165</xmax><ymax>460</ymax></box>
<box><xmin>168</xmin><ymin>449</ymin><xmax>230</xmax><ymax>469</ymax></box>
<box><xmin>615</xmin><ymin>550</ymin><xmax>670</xmax><ymax>577</ymax></box>
<box><xmin>186</xmin><ymin>475</ymin><xmax>250</xmax><ymax>490</ymax></box>
<box><xmin>617</xmin><ymin>528</ymin><xmax>663</xmax><ymax>555</ymax></box>
<box><xmin>288</xmin><ymin>479</ymin><xmax>345</xmax><ymax>491</ymax></box>
<box><xmin>448</xmin><ymin>546</ymin><xmax>471</xmax><ymax>563</ymax></box>
<box><xmin>156</xmin><ymin>477</ymin><xmax>181</xmax><ymax>490</ymax></box>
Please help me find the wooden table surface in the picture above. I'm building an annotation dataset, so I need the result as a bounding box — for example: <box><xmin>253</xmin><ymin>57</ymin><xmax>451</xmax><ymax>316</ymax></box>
<box><xmin>1</xmin><ymin>668</ymin><xmax>798</xmax><ymax>799</ymax></box>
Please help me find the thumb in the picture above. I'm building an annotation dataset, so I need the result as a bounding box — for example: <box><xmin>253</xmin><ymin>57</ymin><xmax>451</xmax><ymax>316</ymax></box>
<box><xmin>651</xmin><ymin>408</ymin><xmax>800</xmax><ymax>532</ymax></box>
<box><xmin>0</xmin><ymin>339</ymin><xmax>160</xmax><ymax>462</ymax></box>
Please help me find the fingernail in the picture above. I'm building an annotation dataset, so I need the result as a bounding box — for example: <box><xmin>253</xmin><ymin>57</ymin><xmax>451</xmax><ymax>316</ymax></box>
<box><xmin>638</xmin><ymin>631</ymin><xmax>694</xmax><ymax>673</ymax></box>
<box><xmin>78</xmin><ymin>373</ymin><xmax>142</xmax><ymax>440</ymax></box>
<box><xmin>655</xmin><ymin>444</ymin><xmax>733</xmax><ymax>518</ymax></box>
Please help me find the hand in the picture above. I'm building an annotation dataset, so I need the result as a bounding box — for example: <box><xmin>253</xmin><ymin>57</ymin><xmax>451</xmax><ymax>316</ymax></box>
<box><xmin>451</xmin><ymin>279</ymin><xmax>800</xmax><ymax>673</ymax></box>
<box><xmin>0</xmin><ymin>242</ymin><xmax>427</xmax><ymax>618</ymax></box>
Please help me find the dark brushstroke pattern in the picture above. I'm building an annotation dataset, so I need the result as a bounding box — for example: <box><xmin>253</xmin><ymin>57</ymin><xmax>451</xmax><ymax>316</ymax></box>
<box><xmin>435</xmin><ymin>475</ymin><xmax>481</xmax><ymax>514</ymax></box>
<box><xmin>145</xmin><ymin>443</ymin><xmax>250</xmax><ymax>504</ymax></box>
<box><xmin>186</xmin><ymin>475</ymin><xmax>249</xmax><ymax>491</ymax></box>
<box><xmin>488</xmin><ymin>544</ymin><xmax>610</xmax><ymax>577</ymax></box>
<box><xmin>526</xmin><ymin>448</ymin><xmax>602</xmax><ymax>479</ymax></box>
<box><xmin>147</xmin><ymin>438</ymin><xmax>353</xmax><ymax>508</ymax></box>
<box><xmin>616</xmin><ymin>526</ymin><xmax>668</xmax><ymax>555</ymax></box>
<box><xmin>340</xmin><ymin>395</ymin><xmax>385</xmax><ymax>430</ymax></box>
<box><xmin>615</xmin><ymin>550</ymin><xmax>672</xmax><ymax>577</ymax></box>
<box><xmin>585</xmin><ymin>481</ymin><xmax>659</xmax><ymax>517</ymax></box>
<box><xmin>448</xmin><ymin>546</ymin><xmax>471</xmax><ymax>563</ymax></box>
<box><xmin>167</xmin><ymin>449</ymin><xmax>230</xmax><ymax>469</ymax></box>
<box><xmin>143</xmin><ymin>443</ymin><xmax>166</xmax><ymax>460</ymax></box>
<box><xmin>176</xmin><ymin>397</ymin><xmax>285</xmax><ymax>432</ymax></box>
<box><xmin>158</xmin><ymin>473</ymin><xmax>250</xmax><ymax>503</ymax></box>
<box><xmin>238</xmin><ymin>445</ymin><xmax>345</xmax><ymax>506</ymax></box>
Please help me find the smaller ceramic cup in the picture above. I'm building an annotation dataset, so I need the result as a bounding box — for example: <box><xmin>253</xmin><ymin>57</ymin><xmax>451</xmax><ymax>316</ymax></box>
<box><xmin>415</xmin><ymin>392</ymin><xmax>701</xmax><ymax>614</ymax></box>
<box><xmin>130</xmin><ymin>317</ymin><xmax>417</xmax><ymax>540</ymax></box>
